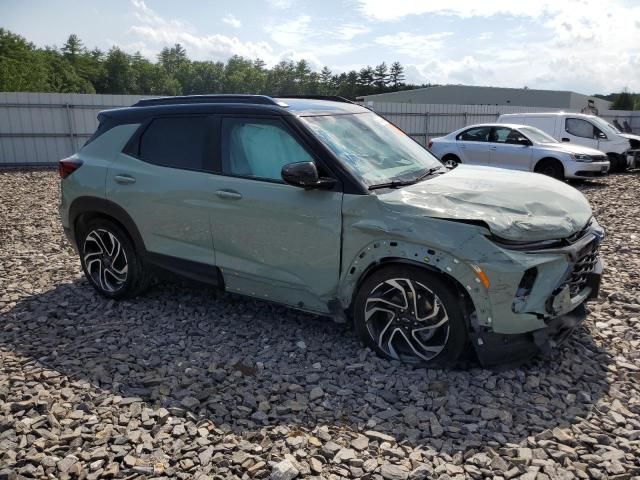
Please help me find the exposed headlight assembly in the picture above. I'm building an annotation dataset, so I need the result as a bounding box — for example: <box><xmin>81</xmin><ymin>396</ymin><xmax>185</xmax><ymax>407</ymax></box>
<box><xmin>571</xmin><ymin>153</ymin><xmax>593</xmax><ymax>162</ymax></box>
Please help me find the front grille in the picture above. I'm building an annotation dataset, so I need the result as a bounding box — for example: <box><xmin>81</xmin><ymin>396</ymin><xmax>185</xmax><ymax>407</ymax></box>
<box><xmin>560</xmin><ymin>238</ymin><xmax>600</xmax><ymax>297</ymax></box>
<box><xmin>591</xmin><ymin>154</ymin><xmax>607</xmax><ymax>162</ymax></box>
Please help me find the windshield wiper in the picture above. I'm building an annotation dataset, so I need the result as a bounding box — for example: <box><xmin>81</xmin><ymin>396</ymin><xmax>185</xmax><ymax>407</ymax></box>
<box><xmin>368</xmin><ymin>166</ymin><xmax>446</xmax><ymax>191</ymax></box>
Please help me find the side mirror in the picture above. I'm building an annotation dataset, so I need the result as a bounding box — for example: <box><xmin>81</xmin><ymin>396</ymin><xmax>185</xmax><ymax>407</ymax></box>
<box><xmin>516</xmin><ymin>137</ymin><xmax>532</xmax><ymax>146</ymax></box>
<box><xmin>281</xmin><ymin>162</ymin><xmax>336</xmax><ymax>190</ymax></box>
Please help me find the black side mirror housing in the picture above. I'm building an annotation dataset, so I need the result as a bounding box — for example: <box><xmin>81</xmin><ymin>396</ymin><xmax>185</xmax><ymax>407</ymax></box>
<box><xmin>281</xmin><ymin>162</ymin><xmax>337</xmax><ymax>190</ymax></box>
<box><xmin>516</xmin><ymin>137</ymin><xmax>532</xmax><ymax>146</ymax></box>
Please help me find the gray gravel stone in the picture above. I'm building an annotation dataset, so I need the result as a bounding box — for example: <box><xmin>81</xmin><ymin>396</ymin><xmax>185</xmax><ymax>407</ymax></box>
<box><xmin>0</xmin><ymin>171</ymin><xmax>639</xmax><ymax>479</ymax></box>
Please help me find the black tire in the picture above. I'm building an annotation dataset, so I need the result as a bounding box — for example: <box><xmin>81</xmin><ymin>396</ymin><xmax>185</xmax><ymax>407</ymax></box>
<box><xmin>607</xmin><ymin>153</ymin><xmax>626</xmax><ymax>173</ymax></box>
<box><xmin>442</xmin><ymin>154</ymin><xmax>460</xmax><ymax>169</ymax></box>
<box><xmin>353</xmin><ymin>265</ymin><xmax>468</xmax><ymax>367</ymax></box>
<box><xmin>534</xmin><ymin>158</ymin><xmax>564</xmax><ymax>180</ymax></box>
<box><xmin>77</xmin><ymin>217</ymin><xmax>152</xmax><ymax>299</ymax></box>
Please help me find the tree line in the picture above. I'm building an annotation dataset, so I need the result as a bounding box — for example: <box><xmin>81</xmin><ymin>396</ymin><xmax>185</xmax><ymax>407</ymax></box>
<box><xmin>0</xmin><ymin>29</ymin><xmax>431</xmax><ymax>99</ymax></box>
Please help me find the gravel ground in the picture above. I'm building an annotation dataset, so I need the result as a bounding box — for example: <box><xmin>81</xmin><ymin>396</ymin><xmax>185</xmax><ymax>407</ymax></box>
<box><xmin>0</xmin><ymin>170</ymin><xmax>639</xmax><ymax>480</ymax></box>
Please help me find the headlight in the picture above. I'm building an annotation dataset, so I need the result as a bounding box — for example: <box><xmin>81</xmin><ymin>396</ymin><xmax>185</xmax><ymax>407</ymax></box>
<box><xmin>571</xmin><ymin>153</ymin><xmax>592</xmax><ymax>162</ymax></box>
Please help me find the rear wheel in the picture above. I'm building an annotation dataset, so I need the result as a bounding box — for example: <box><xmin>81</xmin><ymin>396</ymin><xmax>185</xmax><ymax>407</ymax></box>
<box><xmin>353</xmin><ymin>266</ymin><xmax>468</xmax><ymax>367</ymax></box>
<box><xmin>78</xmin><ymin>218</ymin><xmax>151</xmax><ymax>299</ymax></box>
<box><xmin>442</xmin><ymin>154</ymin><xmax>460</xmax><ymax>169</ymax></box>
<box><xmin>534</xmin><ymin>158</ymin><xmax>564</xmax><ymax>180</ymax></box>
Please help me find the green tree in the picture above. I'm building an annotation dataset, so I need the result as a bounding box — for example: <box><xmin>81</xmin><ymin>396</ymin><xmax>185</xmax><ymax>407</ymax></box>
<box><xmin>611</xmin><ymin>89</ymin><xmax>634</xmax><ymax>110</ymax></box>
<box><xmin>373</xmin><ymin>62</ymin><xmax>389</xmax><ymax>90</ymax></box>
<box><xmin>389</xmin><ymin>61</ymin><xmax>405</xmax><ymax>88</ymax></box>
<box><xmin>104</xmin><ymin>47</ymin><xmax>134</xmax><ymax>93</ymax></box>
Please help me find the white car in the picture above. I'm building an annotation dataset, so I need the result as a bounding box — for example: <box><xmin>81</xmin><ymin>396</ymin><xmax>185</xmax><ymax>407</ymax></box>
<box><xmin>498</xmin><ymin>112</ymin><xmax>640</xmax><ymax>172</ymax></box>
<box><xmin>429</xmin><ymin>123</ymin><xmax>610</xmax><ymax>180</ymax></box>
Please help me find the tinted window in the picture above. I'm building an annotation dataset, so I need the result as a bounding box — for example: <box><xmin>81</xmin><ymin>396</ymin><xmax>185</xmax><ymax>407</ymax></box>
<box><xmin>457</xmin><ymin>127</ymin><xmax>490</xmax><ymax>142</ymax></box>
<box><xmin>139</xmin><ymin>116</ymin><xmax>209</xmax><ymax>170</ymax></box>
<box><xmin>221</xmin><ymin>118</ymin><xmax>313</xmax><ymax>181</ymax></box>
<box><xmin>565</xmin><ymin>118</ymin><xmax>595</xmax><ymax>139</ymax></box>
<box><xmin>490</xmin><ymin>127</ymin><xmax>522</xmax><ymax>144</ymax></box>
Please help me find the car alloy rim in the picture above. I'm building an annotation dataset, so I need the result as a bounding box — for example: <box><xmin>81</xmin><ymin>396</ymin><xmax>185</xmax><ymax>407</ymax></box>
<box><xmin>364</xmin><ymin>278</ymin><xmax>450</xmax><ymax>363</ymax></box>
<box><xmin>444</xmin><ymin>159</ymin><xmax>457</xmax><ymax>168</ymax></box>
<box><xmin>83</xmin><ymin>228</ymin><xmax>128</xmax><ymax>293</ymax></box>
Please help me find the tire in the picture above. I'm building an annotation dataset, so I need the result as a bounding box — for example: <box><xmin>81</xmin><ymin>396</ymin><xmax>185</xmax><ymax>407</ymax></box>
<box><xmin>534</xmin><ymin>158</ymin><xmax>564</xmax><ymax>180</ymax></box>
<box><xmin>442</xmin><ymin>154</ymin><xmax>460</xmax><ymax>169</ymax></box>
<box><xmin>607</xmin><ymin>153</ymin><xmax>626</xmax><ymax>173</ymax></box>
<box><xmin>353</xmin><ymin>265</ymin><xmax>468</xmax><ymax>367</ymax></box>
<box><xmin>77</xmin><ymin>217</ymin><xmax>151</xmax><ymax>299</ymax></box>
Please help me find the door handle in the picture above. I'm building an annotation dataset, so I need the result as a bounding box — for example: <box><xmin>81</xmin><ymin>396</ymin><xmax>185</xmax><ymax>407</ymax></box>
<box><xmin>490</xmin><ymin>146</ymin><xmax>497</xmax><ymax>150</ymax></box>
<box><xmin>216</xmin><ymin>189</ymin><xmax>243</xmax><ymax>200</ymax></box>
<box><xmin>459</xmin><ymin>145</ymin><xmax>466</xmax><ymax>149</ymax></box>
<box><xmin>562</xmin><ymin>138</ymin><xmax>570</xmax><ymax>142</ymax></box>
<box><xmin>114</xmin><ymin>174</ymin><xmax>136</xmax><ymax>185</ymax></box>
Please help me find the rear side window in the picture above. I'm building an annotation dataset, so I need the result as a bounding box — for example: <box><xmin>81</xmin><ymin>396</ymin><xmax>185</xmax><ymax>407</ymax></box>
<box><xmin>457</xmin><ymin>126</ymin><xmax>490</xmax><ymax>142</ymax></box>
<box><xmin>565</xmin><ymin>118</ymin><xmax>595</xmax><ymax>139</ymax></box>
<box><xmin>139</xmin><ymin>116</ymin><xmax>210</xmax><ymax>170</ymax></box>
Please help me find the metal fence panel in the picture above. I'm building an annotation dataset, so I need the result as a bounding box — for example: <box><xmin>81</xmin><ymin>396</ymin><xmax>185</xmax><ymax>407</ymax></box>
<box><xmin>1</xmin><ymin>93</ymin><xmax>639</xmax><ymax>165</ymax></box>
<box><xmin>0</xmin><ymin>92</ymin><xmax>150</xmax><ymax>166</ymax></box>
<box><xmin>367</xmin><ymin>102</ymin><xmax>640</xmax><ymax>147</ymax></box>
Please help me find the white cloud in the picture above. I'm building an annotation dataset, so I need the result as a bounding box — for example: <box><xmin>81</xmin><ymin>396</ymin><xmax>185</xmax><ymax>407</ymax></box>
<box><xmin>361</xmin><ymin>0</ymin><xmax>640</xmax><ymax>92</ymax></box>
<box><xmin>336</xmin><ymin>24</ymin><xmax>371</xmax><ymax>40</ymax></box>
<box><xmin>129</xmin><ymin>0</ymin><xmax>275</xmax><ymax>62</ymax></box>
<box><xmin>267</xmin><ymin>0</ymin><xmax>295</xmax><ymax>9</ymax></box>
<box><xmin>222</xmin><ymin>14</ymin><xmax>241</xmax><ymax>28</ymax></box>
<box><xmin>267</xmin><ymin>15</ymin><xmax>311</xmax><ymax>46</ymax></box>
<box><xmin>374</xmin><ymin>32</ymin><xmax>453</xmax><ymax>58</ymax></box>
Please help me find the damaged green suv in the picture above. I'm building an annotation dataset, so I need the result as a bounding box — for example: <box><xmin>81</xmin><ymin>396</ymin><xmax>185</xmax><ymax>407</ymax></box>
<box><xmin>59</xmin><ymin>95</ymin><xmax>604</xmax><ymax>366</ymax></box>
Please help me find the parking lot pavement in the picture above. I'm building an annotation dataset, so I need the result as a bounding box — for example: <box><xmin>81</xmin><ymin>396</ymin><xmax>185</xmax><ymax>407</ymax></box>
<box><xmin>1</xmin><ymin>170</ymin><xmax>639</xmax><ymax>479</ymax></box>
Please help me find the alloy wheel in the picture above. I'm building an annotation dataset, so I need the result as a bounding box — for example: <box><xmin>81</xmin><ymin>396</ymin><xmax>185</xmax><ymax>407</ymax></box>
<box><xmin>83</xmin><ymin>228</ymin><xmax>128</xmax><ymax>293</ymax></box>
<box><xmin>364</xmin><ymin>277</ymin><xmax>450</xmax><ymax>363</ymax></box>
<box><xmin>443</xmin><ymin>158</ymin><xmax>458</xmax><ymax>169</ymax></box>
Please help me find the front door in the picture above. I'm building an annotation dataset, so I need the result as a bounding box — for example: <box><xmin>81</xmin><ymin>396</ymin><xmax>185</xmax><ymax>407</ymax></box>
<box><xmin>488</xmin><ymin>126</ymin><xmax>533</xmax><ymax>171</ymax></box>
<box><xmin>207</xmin><ymin>116</ymin><xmax>343</xmax><ymax>313</ymax></box>
<box><xmin>563</xmin><ymin>117</ymin><xmax>599</xmax><ymax>149</ymax></box>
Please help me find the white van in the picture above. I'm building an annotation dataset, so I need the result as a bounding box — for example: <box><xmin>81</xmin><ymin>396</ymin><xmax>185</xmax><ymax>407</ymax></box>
<box><xmin>498</xmin><ymin>112</ymin><xmax>639</xmax><ymax>172</ymax></box>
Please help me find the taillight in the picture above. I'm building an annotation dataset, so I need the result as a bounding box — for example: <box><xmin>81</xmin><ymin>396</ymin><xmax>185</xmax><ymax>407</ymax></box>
<box><xmin>428</xmin><ymin>140</ymin><xmax>433</xmax><ymax>149</ymax></box>
<box><xmin>59</xmin><ymin>158</ymin><xmax>83</xmax><ymax>179</ymax></box>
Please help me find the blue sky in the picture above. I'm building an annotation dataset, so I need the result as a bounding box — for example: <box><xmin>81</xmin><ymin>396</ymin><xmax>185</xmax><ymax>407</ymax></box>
<box><xmin>2</xmin><ymin>0</ymin><xmax>639</xmax><ymax>94</ymax></box>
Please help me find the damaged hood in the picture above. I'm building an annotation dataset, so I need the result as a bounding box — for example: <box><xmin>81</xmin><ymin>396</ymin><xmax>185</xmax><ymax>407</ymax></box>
<box><xmin>377</xmin><ymin>165</ymin><xmax>592</xmax><ymax>242</ymax></box>
<box><xmin>620</xmin><ymin>133</ymin><xmax>640</xmax><ymax>144</ymax></box>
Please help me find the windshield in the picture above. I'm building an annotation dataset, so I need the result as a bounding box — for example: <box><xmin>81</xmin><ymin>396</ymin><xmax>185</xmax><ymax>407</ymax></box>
<box><xmin>518</xmin><ymin>126</ymin><xmax>558</xmax><ymax>144</ymax></box>
<box><xmin>301</xmin><ymin>112</ymin><xmax>443</xmax><ymax>187</ymax></box>
<box><xmin>591</xmin><ymin>116</ymin><xmax>621</xmax><ymax>135</ymax></box>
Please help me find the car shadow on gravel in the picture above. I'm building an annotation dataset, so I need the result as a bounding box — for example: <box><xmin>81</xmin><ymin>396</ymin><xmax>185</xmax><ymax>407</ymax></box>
<box><xmin>1</xmin><ymin>278</ymin><xmax>612</xmax><ymax>453</ymax></box>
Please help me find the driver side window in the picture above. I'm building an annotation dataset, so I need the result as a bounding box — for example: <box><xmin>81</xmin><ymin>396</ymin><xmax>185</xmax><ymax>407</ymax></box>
<box><xmin>566</xmin><ymin>118</ymin><xmax>595</xmax><ymax>139</ymax></box>
<box><xmin>221</xmin><ymin>118</ymin><xmax>314</xmax><ymax>181</ymax></box>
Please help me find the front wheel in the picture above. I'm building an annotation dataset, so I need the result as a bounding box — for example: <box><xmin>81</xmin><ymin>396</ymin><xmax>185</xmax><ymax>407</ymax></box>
<box><xmin>78</xmin><ymin>218</ymin><xmax>151</xmax><ymax>299</ymax></box>
<box><xmin>534</xmin><ymin>159</ymin><xmax>565</xmax><ymax>180</ymax></box>
<box><xmin>353</xmin><ymin>266</ymin><xmax>468</xmax><ymax>367</ymax></box>
<box><xmin>442</xmin><ymin>154</ymin><xmax>460</xmax><ymax>169</ymax></box>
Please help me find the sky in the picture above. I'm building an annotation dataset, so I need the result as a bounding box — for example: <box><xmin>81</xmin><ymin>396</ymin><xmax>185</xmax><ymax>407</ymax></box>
<box><xmin>2</xmin><ymin>0</ymin><xmax>640</xmax><ymax>94</ymax></box>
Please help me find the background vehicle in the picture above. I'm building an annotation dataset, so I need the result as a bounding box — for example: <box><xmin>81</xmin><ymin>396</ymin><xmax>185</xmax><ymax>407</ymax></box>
<box><xmin>59</xmin><ymin>95</ymin><xmax>603</xmax><ymax>367</ymax></box>
<box><xmin>429</xmin><ymin>123</ymin><xmax>609</xmax><ymax>180</ymax></box>
<box><xmin>498</xmin><ymin>112</ymin><xmax>640</xmax><ymax>172</ymax></box>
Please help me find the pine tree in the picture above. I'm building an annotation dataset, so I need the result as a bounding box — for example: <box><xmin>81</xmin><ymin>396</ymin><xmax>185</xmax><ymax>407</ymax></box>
<box><xmin>389</xmin><ymin>61</ymin><xmax>405</xmax><ymax>88</ymax></box>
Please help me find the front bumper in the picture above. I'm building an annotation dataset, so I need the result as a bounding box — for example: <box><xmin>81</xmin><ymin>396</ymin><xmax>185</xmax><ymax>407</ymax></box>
<box><xmin>472</xmin><ymin>304</ymin><xmax>588</xmax><ymax>367</ymax></box>
<box><xmin>565</xmin><ymin>161</ymin><xmax>610</xmax><ymax>178</ymax></box>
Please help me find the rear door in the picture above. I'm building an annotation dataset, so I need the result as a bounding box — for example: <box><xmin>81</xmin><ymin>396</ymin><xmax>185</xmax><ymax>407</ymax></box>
<box><xmin>455</xmin><ymin>126</ymin><xmax>491</xmax><ymax>165</ymax></box>
<box><xmin>206</xmin><ymin>115</ymin><xmax>343</xmax><ymax>313</ymax></box>
<box><xmin>106</xmin><ymin>115</ymin><xmax>216</xmax><ymax>266</ymax></box>
<box><xmin>488</xmin><ymin>126</ymin><xmax>533</xmax><ymax>171</ymax></box>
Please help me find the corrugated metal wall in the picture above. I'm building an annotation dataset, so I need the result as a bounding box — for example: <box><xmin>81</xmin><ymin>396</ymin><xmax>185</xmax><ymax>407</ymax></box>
<box><xmin>0</xmin><ymin>92</ymin><xmax>638</xmax><ymax>165</ymax></box>
<box><xmin>368</xmin><ymin>102</ymin><xmax>640</xmax><ymax>147</ymax></box>
<box><xmin>0</xmin><ymin>92</ymin><xmax>149</xmax><ymax>166</ymax></box>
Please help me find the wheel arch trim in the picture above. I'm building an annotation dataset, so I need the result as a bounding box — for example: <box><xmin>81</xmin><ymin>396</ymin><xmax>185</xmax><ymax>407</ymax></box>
<box><xmin>68</xmin><ymin>196</ymin><xmax>147</xmax><ymax>255</ymax></box>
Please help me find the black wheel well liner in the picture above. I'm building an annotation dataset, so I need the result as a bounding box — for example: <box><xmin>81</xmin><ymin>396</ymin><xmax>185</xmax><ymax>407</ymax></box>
<box><xmin>442</xmin><ymin>153</ymin><xmax>460</xmax><ymax>160</ymax></box>
<box><xmin>69</xmin><ymin>197</ymin><xmax>147</xmax><ymax>255</ymax></box>
<box><xmin>534</xmin><ymin>157</ymin><xmax>563</xmax><ymax>171</ymax></box>
<box><xmin>349</xmin><ymin>257</ymin><xmax>475</xmax><ymax>317</ymax></box>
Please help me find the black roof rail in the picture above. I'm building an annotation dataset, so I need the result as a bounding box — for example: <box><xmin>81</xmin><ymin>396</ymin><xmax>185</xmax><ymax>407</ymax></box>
<box><xmin>132</xmin><ymin>94</ymin><xmax>283</xmax><ymax>107</ymax></box>
<box><xmin>276</xmin><ymin>95</ymin><xmax>355</xmax><ymax>104</ymax></box>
